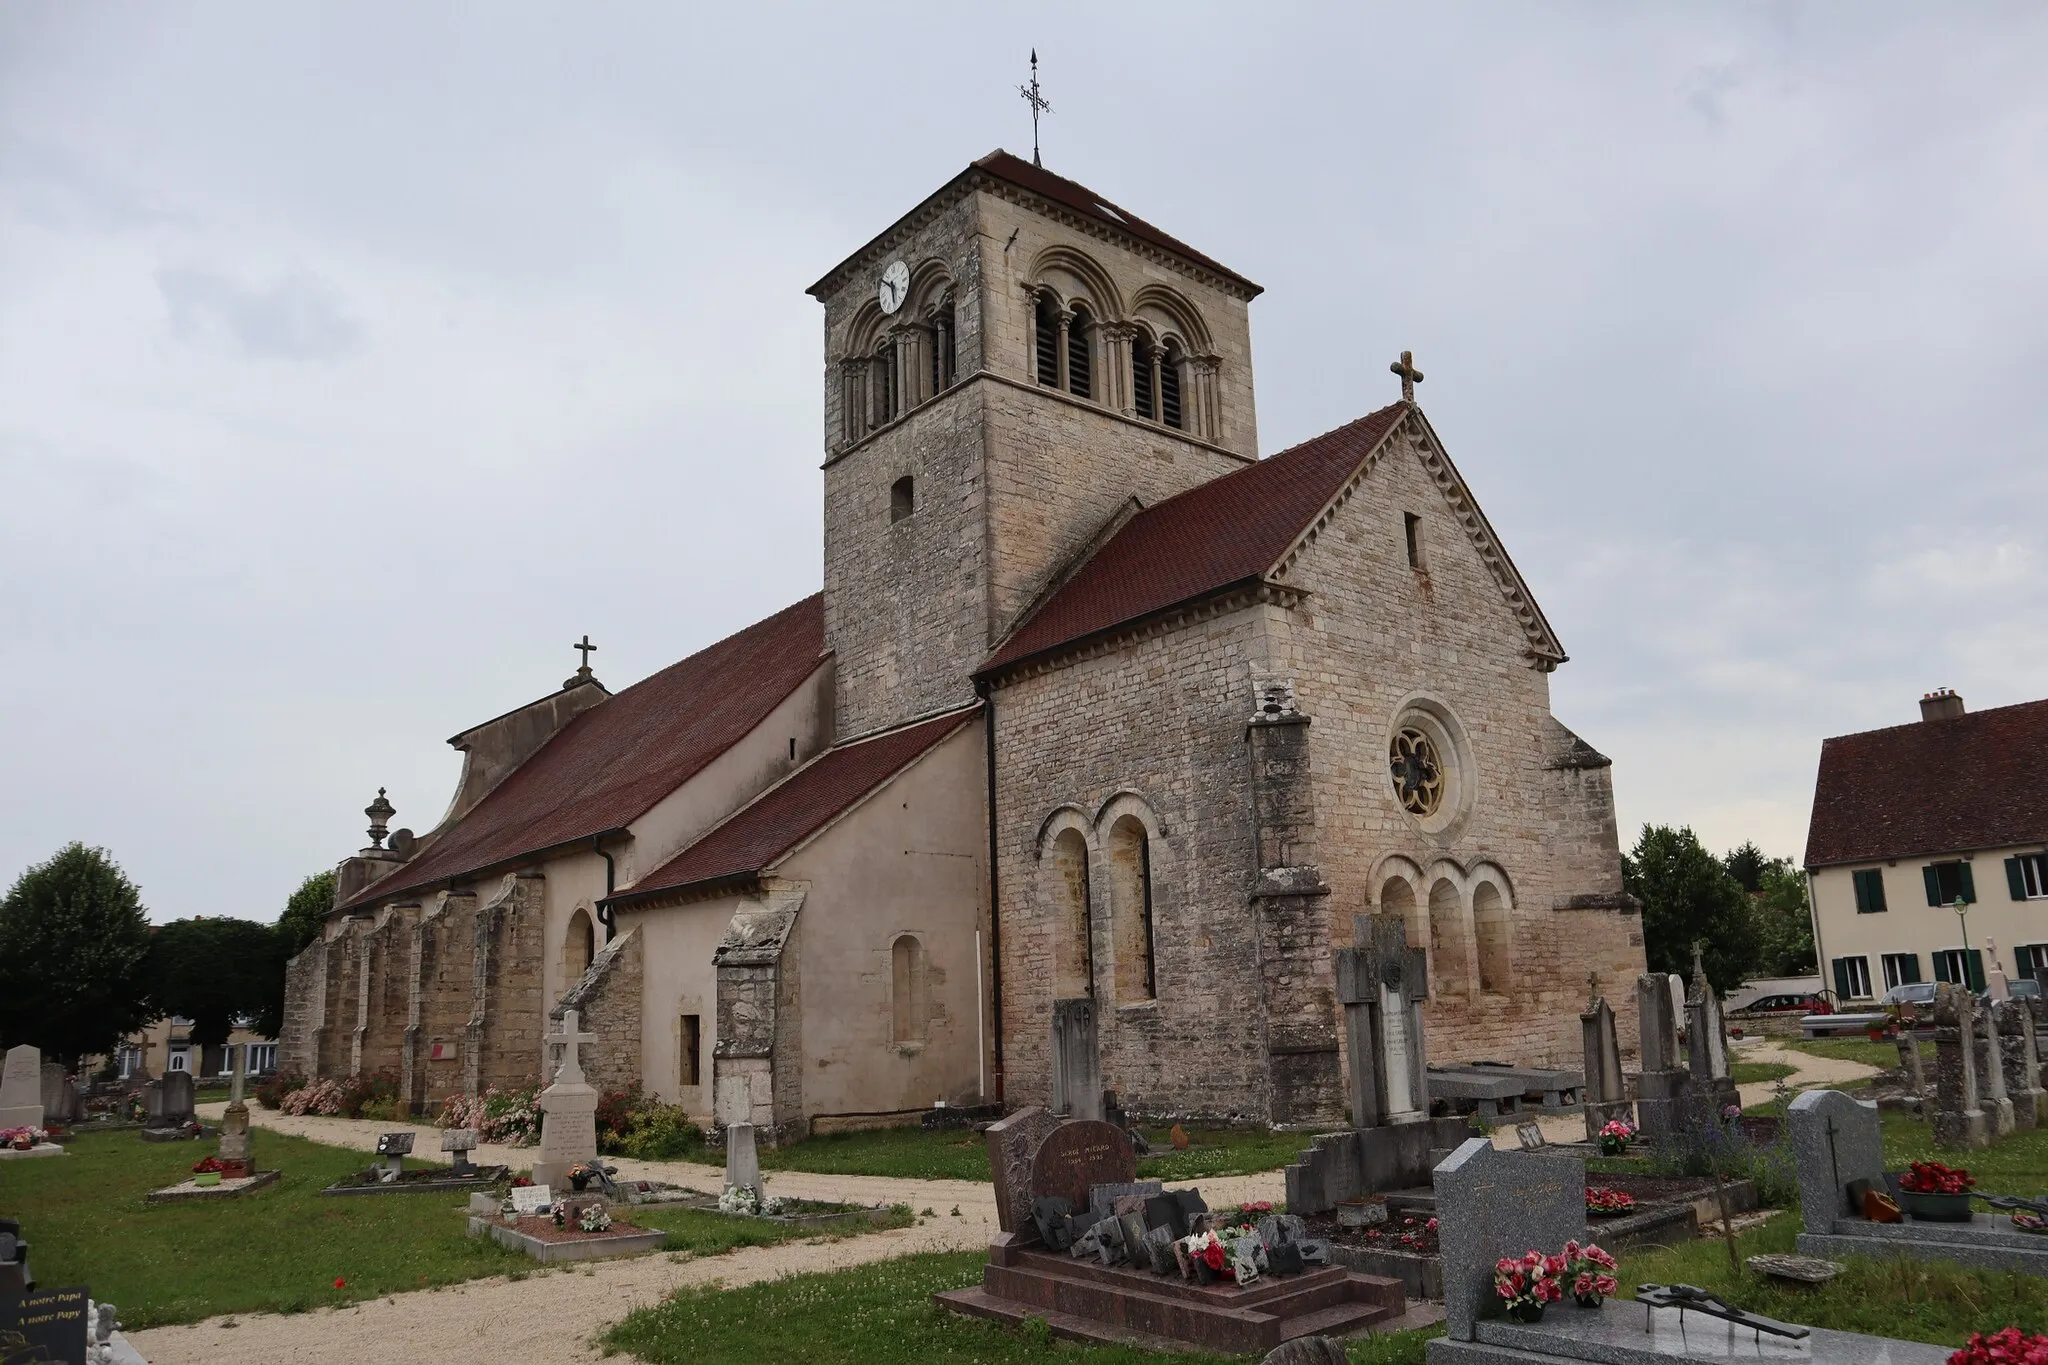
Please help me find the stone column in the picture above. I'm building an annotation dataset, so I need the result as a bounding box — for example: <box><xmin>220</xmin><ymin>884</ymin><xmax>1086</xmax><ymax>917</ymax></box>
<box><xmin>1053</xmin><ymin>308</ymin><xmax>1072</xmax><ymax>393</ymax></box>
<box><xmin>1099</xmin><ymin>322</ymin><xmax>1134</xmax><ymax>415</ymax></box>
<box><xmin>1932</xmin><ymin>981</ymin><xmax>1990</xmax><ymax>1150</ymax></box>
<box><xmin>1191</xmin><ymin>355</ymin><xmax>1223</xmax><ymax>442</ymax></box>
<box><xmin>838</xmin><ymin>357</ymin><xmax>868</xmax><ymax>446</ymax></box>
<box><xmin>217</xmin><ymin>1042</ymin><xmax>252</xmax><ymax>1178</ymax></box>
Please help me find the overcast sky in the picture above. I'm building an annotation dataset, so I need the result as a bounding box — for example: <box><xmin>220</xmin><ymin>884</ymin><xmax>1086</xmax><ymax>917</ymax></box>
<box><xmin>4</xmin><ymin>4</ymin><xmax>2045</xmax><ymax>924</ymax></box>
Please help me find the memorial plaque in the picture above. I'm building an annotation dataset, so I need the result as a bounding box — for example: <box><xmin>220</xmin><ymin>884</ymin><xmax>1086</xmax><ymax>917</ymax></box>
<box><xmin>509</xmin><ymin>1184</ymin><xmax>554</xmax><ymax>1215</ymax></box>
<box><xmin>1028</xmin><ymin>1120</ymin><xmax>1136</xmax><ymax>1212</ymax></box>
<box><xmin>0</xmin><ymin>1284</ymin><xmax>88</xmax><ymax>1365</ymax></box>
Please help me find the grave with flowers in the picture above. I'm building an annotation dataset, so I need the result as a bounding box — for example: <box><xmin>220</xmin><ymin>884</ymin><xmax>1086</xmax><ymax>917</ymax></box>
<box><xmin>1789</xmin><ymin>1088</ymin><xmax>2048</xmax><ymax>1274</ymax></box>
<box><xmin>0</xmin><ymin>1045</ymin><xmax>66</xmax><ymax>1160</ymax></box>
<box><xmin>935</xmin><ymin>1111</ymin><xmax>1411</xmax><ymax>1352</ymax></box>
<box><xmin>1427</xmin><ymin>1134</ymin><xmax>1951</xmax><ymax>1365</ymax></box>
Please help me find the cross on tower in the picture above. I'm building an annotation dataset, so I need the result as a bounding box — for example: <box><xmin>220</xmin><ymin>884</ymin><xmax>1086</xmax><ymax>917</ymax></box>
<box><xmin>1018</xmin><ymin>50</ymin><xmax>1052</xmax><ymax>167</ymax></box>
<box><xmin>1390</xmin><ymin>350</ymin><xmax>1424</xmax><ymax>403</ymax></box>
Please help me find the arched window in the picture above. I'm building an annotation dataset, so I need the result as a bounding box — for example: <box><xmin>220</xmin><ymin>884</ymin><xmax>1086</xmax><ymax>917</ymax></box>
<box><xmin>1034</xmin><ymin>294</ymin><xmax>1060</xmax><ymax>387</ymax></box>
<box><xmin>562</xmin><ymin>908</ymin><xmax>595</xmax><ymax>983</ymax></box>
<box><xmin>1066</xmin><ymin>305</ymin><xmax>1093</xmax><ymax>400</ymax></box>
<box><xmin>1428</xmin><ymin>879</ymin><xmax>1470</xmax><ymax>999</ymax></box>
<box><xmin>1473</xmin><ymin>882</ymin><xmax>1512</xmax><ymax>994</ymax></box>
<box><xmin>1107</xmin><ymin>815</ymin><xmax>1157</xmax><ymax>1001</ymax></box>
<box><xmin>890</xmin><ymin>475</ymin><xmax>915</xmax><ymax>523</ymax></box>
<box><xmin>1050</xmin><ymin>828</ymin><xmax>1094</xmax><ymax>997</ymax></box>
<box><xmin>929</xmin><ymin>301</ymin><xmax>957</xmax><ymax>394</ymax></box>
<box><xmin>891</xmin><ymin>934</ymin><xmax>928</xmax><ymax>1044</ymax></box>
<box><xmin>1159</xmin><ymin>342</ymin><xmax>1184</xmax><ymax>429</ymax></box>
<box><xmin>873</xmin><ymin>341</ymin><xmax>899</xmax><ymax>426</ymax></box>
<box><xmin>1381</xmin><ymin>878</ymin><xmax>1422</xmax><ymax>950</ymax></box>
<box><xmin>1131</xmin><ymin>331</ymin><xmax>1157</xmax><ymax>420</ymax></box>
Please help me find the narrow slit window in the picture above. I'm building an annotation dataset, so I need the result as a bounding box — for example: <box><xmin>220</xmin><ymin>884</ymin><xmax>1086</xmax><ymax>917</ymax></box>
<box><xmin>1404</xmin><ymin>513</ymin><xmax>1423</xmax><ymax>568</ymax></box>
<box><xmin>679</xmin><ymin>1014</ymin><xmax>701</xmax><ymax>1087</ymax></box>
<box><xmin>890</xmin><ymin>475</ymin><xmax>915</xmax><ymax>523</ymax></box>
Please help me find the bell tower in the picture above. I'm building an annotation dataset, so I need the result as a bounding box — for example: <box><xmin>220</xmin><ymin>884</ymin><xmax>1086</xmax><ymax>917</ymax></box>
<box><xmin>808</xmin><ymin>151</ymin><xmax>1263</xmax><ymax>738</ymax></box>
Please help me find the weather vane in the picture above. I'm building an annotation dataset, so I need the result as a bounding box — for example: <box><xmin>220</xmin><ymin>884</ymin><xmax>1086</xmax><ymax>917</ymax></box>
<box><xmin>1018</xmin><ymin>50</ymin><xmax>1052</xmax><ymax>167</ymax></box>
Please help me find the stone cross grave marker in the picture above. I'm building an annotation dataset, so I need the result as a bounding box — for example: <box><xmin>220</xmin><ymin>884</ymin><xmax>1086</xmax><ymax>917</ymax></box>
<box><xmin>0</xmin><ymin>1045</ymin><xmax>43</xmax><ymax>1131</ymax></box>
<box><xmin>1434</xmin><ymin>1137</ymin><xmax>1588</xmax><ymax>1341</ymax></box>
<box><xmin>1580</xmin><ymin>995</ymin><xmax>1629</xmax><ymax>1141</ymax></box>
<box><xmin>985</xmin><ymin>1105</ymin><xmax>1062</xmax><ymax>1235</ymax></box>
<box><xmin>1051</xmin><ymin>997</ymin><xmax>1102</xmax><ymax>1121</ymax></box>
<box><xmin>1335</xmin><ymin>914</ymin><xmax>1427</xmax><ymax>1129</ymax></box>
<box><xmin>1788</xmin><ymin>1089</ymin><xmax>1884</xmax><ymax>1235</ymax></box>
<box><xmin>1028</xmin><ymin>1119</ymin><xmax>1136</xmax><ymax>1212</ymax></box>
<box><xmin>532</xmin><ymin>1009</ymin><xmax>599</xmax><ymax>1191</ymax></box>
<box><xmin>1998</xmin><ymin>1000</ymin><xmax>2046</xmax><ymax>1127</ymax></box>
<box><xmin>1975</xmin><ymin>1002</ymin><xmax>2017</xmax><ymax>1136</ymax></box>
<box><xmin>1933</xmin><ymin>982</ymin><xmax>1989</xmax><ymax>1150</ymax></box>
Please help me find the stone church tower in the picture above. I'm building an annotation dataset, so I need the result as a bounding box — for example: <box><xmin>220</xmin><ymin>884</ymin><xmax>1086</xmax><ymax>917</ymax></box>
<box><xmin>283</xmin><ymin>150</ymin><xmax>1642</xmax><ymax>1137</ymax></box>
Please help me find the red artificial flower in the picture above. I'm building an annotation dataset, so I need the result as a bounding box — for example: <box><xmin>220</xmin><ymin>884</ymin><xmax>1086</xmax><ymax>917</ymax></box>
<box><xmin>1201</xmin><ymin>1240</ymin><xmax>1227</xmax><ymax>1271</ymax></box>
<box><xmin>333</xmin><ymin>1278</ymin><xmax>346</xmax><ymax>1289</ymax></box>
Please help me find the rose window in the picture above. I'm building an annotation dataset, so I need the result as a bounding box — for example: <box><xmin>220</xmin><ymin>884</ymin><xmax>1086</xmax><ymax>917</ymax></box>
<box><xmin>1389</xmin><ymin>728</ymin><xmax>1444</xmax><ymax>817</ymax></box>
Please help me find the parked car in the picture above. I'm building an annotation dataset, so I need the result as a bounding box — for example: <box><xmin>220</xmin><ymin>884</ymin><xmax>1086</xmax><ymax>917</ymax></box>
<box><xmin>1882</xmin><ymin>982</ymin><xmax>1939</xmax><ymax>1008</ymax></box>
<box><xmin>1733</xmin><ymin>992</ymin><xmax>1833</xmax><ymax>1016</ymax></box>
<box><xmin>2009</xmin><ymin>979</ymin><xmax>2041</xmax><ymax>999</ymax></box>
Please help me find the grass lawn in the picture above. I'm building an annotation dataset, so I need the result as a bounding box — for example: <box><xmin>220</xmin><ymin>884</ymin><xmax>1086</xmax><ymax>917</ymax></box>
<box><xmin>1729</xmin><ymin>1061</ymin><xmax>1796</xmax><ymax>1086</ymax></box>
<box><xmin>0</xmin><ymin>1129</ymin><xmax>906</xmax><ymax>1329</ymax></box>
<box><xmin>601</xmin><ymin>1248</ymin><xmax>1439</xmax><ymax>1365</ymax></box>
<box><xmin>753</xmin><ymin>1124</ymin><xmax>1319</xmax><ymax>1183</ymax></box>
<box><xmin>1784</xmin><ymin>1037</ymin><xmax>1928</xmax><ymax>1072</ymax></box>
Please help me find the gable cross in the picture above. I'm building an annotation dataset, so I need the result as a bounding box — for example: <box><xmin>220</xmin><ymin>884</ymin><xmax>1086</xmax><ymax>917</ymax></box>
<box><xmin>1390</xmin><ymin>350</ymin><xmax>1424</xmax><ymax>403</ymax></box>
<box><xmin>573</xmin><ymin>634</ymin><xmax>597</xmax><ymax>670</ymax></box>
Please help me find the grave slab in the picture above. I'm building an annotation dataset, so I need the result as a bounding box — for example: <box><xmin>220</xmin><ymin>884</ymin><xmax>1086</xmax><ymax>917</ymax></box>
<box><xmin>146</xmin><ymin>1169</ymin><xmax>281</xmax><ymax>1203</ymax></box>
<box><xmin>468</xmin><ymin>1215</ymin><xmax>666</xmax><ymax>1264</ymax></box>
<box><xmin>1426</xmin><ymin>1303</ymin><xmax>1946</xmax><ymax>1365</ymax></box>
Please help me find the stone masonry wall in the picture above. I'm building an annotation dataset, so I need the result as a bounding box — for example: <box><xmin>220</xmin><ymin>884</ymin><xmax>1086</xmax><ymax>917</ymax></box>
<box><xmin>278</xmin><ymin>937</ymin><xmax>327</xmax><ymax>1079</ymax></box>
<box><xmin>991</xmin><ymin>601</ymin><xmax>1272</xmax><ymax>1122</ymax></box>
<box><xmin>355</xmin><ymin>906</ymin><xmax>414</xmax><ymax>1080</ymax></box>
<box><xmin>1263</xmin><ymin>408</ymin><xmax>1644</xmax><ymax>1068</ymax></box>
<box><xmin>413</xmin><ymin>890</ymin><xmax>478</xmax><ymax>1107</ymax></box>
<box><xmin>550</xmin><ymin>926</ymin><xmax>644</xmax><ymax>1097</ymax></box>
<box><xmin>317</xmin><ymin>917</ymin><xmax>364</xmax><ymax>1078</ymax></box>
<box><xmin>474</xmin><ymin>873</ymin><xmax>547</xmax><ymax>1095</ymax></box>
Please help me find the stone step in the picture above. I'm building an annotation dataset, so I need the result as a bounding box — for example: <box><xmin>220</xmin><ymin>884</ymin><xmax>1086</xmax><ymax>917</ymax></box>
<box><xmin>1001</xmin><ymin>1247</ymin><xmax>1368</xmax><ymax>1312</ymax></box>
<box><xmin>1277</xmin><ymin>1298</ymin><xmax>1401</xmax><ymax>1342</ymax></box>
<box><xmin>934</xmin><ymin>1286</ymin><xmax>1206</xmax><ymax>1354</ymax></box>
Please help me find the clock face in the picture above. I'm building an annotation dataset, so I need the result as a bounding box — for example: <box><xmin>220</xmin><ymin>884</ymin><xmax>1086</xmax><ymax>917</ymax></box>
<box><xmin>878</xmin><ymin>260</ymin><xmax>910</xmax><ymax>315</ymax></box>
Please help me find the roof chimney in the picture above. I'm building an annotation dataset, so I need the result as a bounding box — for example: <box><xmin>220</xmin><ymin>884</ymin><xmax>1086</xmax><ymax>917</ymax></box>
<box><xmin>1920</xmin><ymin>688</ymin><xmax>1966</xmax><ymax>722</ymax></box>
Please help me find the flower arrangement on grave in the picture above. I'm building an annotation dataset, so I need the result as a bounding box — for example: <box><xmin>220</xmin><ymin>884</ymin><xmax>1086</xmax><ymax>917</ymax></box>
<box><xmin>1563</xmin><ymin>1241</ymin><xmax>1619</xmax><ymax>1307</ymax></box>
<box><xmin>549</xmin><ymin>1199</ymin><xmax>568</xmax><ymax>1228</ymax></box>
<box><xmin>577</xmin><ymin>1203</ymin><xmax>612</xmax><ymax>1234</ymax></box>
<box><xmin>1586</xmin><ymin>1187</ymin><xmax>1636</xmax><ymax>1216</ymax></box>
<box><xmin>1183</xmin><ymin>1230</ymin><xmax>1230</xmax><ymax>1275</ymax></box>
<box><xmin>1493</xmin><ymin>1250</ymin><xmax>1566</xmax><ymax>1322</ymax></box>
<box><xmin>717</xmin><ymin>1184</ymin><xmax>787</xmax><ymax>1217</ymax></box>
<box><xmin>568</xmin><ymin>1162</ymin><xmax>599</xmax><ymax>1192</ymax></box>
<box><xmin>1900</xmin><ymin>1161</ymin><xmax>1974</xmax><ymax>1195</ymax></box>
<box><xmin>1597</xmin><ymin>1119</ymin><xmax>1635</xmax><ymax>1156</ymax></box>
<box><xmin>191</xmin><ymin>1155</ymin><xmax>226</xmax><ymax>1174</ymax></box>
<box><xmin>2012</xmin><ymin>1213</ymin><xmax>2047</xmax><ymax>1236</ymax></box>
<box><xmin>1947</xmin><ymin>1328</ymin><xmax>2048</xmax><ymax>1365</ymax></box>
<box><xmin>1</xmin><ymin>1126</ymin><xmax>47</xmax><ymax>1150</ymax></box>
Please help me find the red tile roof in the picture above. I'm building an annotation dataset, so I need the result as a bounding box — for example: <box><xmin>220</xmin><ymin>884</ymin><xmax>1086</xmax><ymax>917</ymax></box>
<box><xmin>615</xmin><ymin>708</ymin><xmax>978</xmax><ymax>901</ymax></box>
<box><xmin>343</xmin><ymin>595</ymin><xmax>826</xmax><ymax>908</ymax></box>
<box><xmin>972</xmin><ymin>151</ymin><xmax>1261</xmax><ymax>295</ymax></box>
<box><xmin>1804</xmin><ymin>697</ymin><xmax>2048</xmax><ymax>867</ymax></box>
<box><xmin>978</xmin><ymin>403</ymin><xmax>1409</xmax><ymax>675</ymax></box>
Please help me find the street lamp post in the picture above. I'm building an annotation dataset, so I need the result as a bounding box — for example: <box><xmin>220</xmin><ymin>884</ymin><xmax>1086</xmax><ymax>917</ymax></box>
<box><xmin>1953</xmin><ymin>895</ymin><xmax>1972</xmax><ymax>990</ymax></box>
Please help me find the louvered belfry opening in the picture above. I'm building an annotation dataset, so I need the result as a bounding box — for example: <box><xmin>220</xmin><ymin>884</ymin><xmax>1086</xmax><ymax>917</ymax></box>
<box><xmin>1160</xmin><ymin>347</ymin><xmax>1183</xmax><ymax>429</ymax></box>
<box><xmin>1132</xmin><ymin>331</ymin><xmax>1156</xmax><ymax>419</ymax></box>
<box><xmin>931</xmin><ymin>302</ymin><xmax>956</xmax><ymax>394</ymax></box>
<box><xmin>873</xmin><ymin>343</ymin><xmax>898</xmax><ymax>426</ymax></box>
<box><xmin>1066</xmin><ymin>306</ymin><xmax>1092</xmax><ymax>399</ymax></box>
<box><xmin>1034</xmin><ymin>294</ymin><xmax>1060</xmax><ymax>387</ymax></box>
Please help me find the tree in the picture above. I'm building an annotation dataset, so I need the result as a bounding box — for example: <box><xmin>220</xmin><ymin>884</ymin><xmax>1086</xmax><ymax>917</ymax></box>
<box><xmin>1723</xmin><ymin>841</ymin><xmax>1768</xmax><ymax>895</ymax></box>
<box><xmin>275</xmin><ymin>870</ymin><xmax>335</xmax><ymax>960</ymax></box>
<box><xmin>0</xmin><ymin>842</ymin><xmax>153</xmax><ymax>1065</ymax></box>
<box><xmin>1623</xmin><ymin>824</ymin><xmax>1760</xmax><ymax>994</ymax></box>
<box><xmin>253</xmin><ymin>870</ymin><xmax>336</xmax><ymax>1038</ymax></box>
<box><xmin>1750</xmin><ymin>858</ymin><xmax>1817</xmax><ymax>977</ymax></box>
<box><xmin>144</xmin><ymin>916</ymin><xmax>284</xmax><ymax>1052</ymax></box>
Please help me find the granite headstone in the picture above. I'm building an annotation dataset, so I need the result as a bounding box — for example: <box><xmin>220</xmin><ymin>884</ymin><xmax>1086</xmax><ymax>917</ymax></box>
<box><xmin>984</xmin><ymin>1105</ymin><xmax>1062</xmax><ymax>1234</ymax></box>
<box><xmin>1433</xmin><ymin>1137</ymin><xmax>1588</xmax><ymax>1341</ymax></box>
<box><xmin>1029</xmin><ymin>1119</ymin><xmax>1136</xmax><ymax>1211</ymax></box>
<box><xmin>1788</xmin><ymin>1089</ymin><xmax>1885</xmax><ymax>1236</ymax></box>
<box><xmin>0</xmin><ymin>1045</ymin><xmax>43</xmax><ymax>1131</ymax></box>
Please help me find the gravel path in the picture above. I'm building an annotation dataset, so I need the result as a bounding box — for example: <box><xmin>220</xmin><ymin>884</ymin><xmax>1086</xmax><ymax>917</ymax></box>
<box><xmin>130</xmin><ymin>1107</ymin><xmax>1285</xmax><ymax>1364</ymax></box>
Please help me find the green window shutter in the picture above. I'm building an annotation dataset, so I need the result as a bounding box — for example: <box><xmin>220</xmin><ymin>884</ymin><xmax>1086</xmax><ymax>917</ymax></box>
<box><xmin>1960</xmin><ymin>862</ymin><xmax>1977</xmax><ymax>904</ymax></box>
<box><xmin>1865</xmin><ymin>870</ymin><xmax>1887</xmax><ymax>912</ymax></box>
<box><xmin>1852</xmin><ymin>871</ymin><xmax>1867</xmax><ymax>912</ymax></box>
<box><xmin>1832</xmin><ymin>958</ymin><xmax>1852</xmax><ymax>1000</ymax></box>
<box><xmin>1900</xmin><ymin>954</ymin><xmax>1921</xmax><ymax>984</ymax></box>
<box><xmin>1934</xmin><ymin>953</ymin><xmax>1953</xmax><ymax>983</ymax></box>
<box><xmin>1966</xmin><ymin>949</ymin><xmax>1986</xmax><ymax>992</ymax></box>
<box><xmin>2009</xmin><ymin>857</ymin><xmax>2028</xmax><ymax>901</ymax></box>
<box><xmin>1924</xmin><ymin>865</ymin><xmax>1942</xmax><ymax>906</ymax></box>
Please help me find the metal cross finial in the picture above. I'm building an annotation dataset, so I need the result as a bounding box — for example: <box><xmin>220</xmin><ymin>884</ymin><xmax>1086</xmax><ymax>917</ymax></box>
<box><xmin>1019</xmin><ymin>50</ymin><xmax>1052</xmax><ymax>167</ymax></box>
<box><xmin>1389</xmin><ymin>350</ymin><xmax>1424</xmax><ymax>403</ymax></box>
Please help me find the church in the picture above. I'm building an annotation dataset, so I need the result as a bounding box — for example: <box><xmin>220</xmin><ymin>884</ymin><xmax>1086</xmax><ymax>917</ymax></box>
<box><xmin>279</xmin><ymin>150</ymin><xmax>1645</xmax><ymax>1138</ymax></box>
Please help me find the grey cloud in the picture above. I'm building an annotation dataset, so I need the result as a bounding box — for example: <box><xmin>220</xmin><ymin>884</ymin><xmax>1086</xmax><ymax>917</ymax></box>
<box><xmin>156</xmin><ymin>265</ymin><xmax>364</xmax><ymax>361</ymax></box>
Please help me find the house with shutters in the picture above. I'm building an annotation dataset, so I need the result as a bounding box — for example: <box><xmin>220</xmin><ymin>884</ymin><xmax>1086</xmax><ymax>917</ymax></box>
<box><xmin>1805</xmin><ymin>689</ymin><xmax>2048</xmax><ymax>1002</ymax></box>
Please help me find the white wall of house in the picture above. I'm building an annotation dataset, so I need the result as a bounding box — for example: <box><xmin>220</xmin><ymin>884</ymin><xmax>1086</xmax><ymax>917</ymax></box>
<box><xmin>1810</xmin><ymin>842</ymin><xmax>2048</xmax><ymax>1001</ymax></box>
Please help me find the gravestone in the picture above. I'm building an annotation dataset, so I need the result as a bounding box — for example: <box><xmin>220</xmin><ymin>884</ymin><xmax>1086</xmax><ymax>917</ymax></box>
<box><xmin>374</xmin><ymin>1131</ymin><xmax>413</xmax><ymax>1182</ymax></box>
<box><xmin>1050</xmin><ymin>998</ymin><xmax>1103</xmax><ymax>1121</ymax></box>
<box><xmin>1632</xmin><ymin>973</ymin><xmax>1690</xmax><ymax>1140</ymax></box>
<box><xmin>1788</xmin><ymin>1089</ymin><xmax>1885</xmax><ymax>1236</ymax></box>
<box><xmin>216</xmin><ymin>1045</ymin><xmax>253</xmax><ymax>1177</ymax></box>
<box><xmin>1335</xmin><ymin>915</ymin><xmax>1428</xmax><ymax>1128</ymax></box>
<box><xmin>1997</xmin><ymin>1000</ymin><xmax>2046</xmax><ymax>1127</ymax></box>
<box><xmin>40</xmin><ymin>1063</ymin><xmax>78</xmax><ymax>1125</ymax></box>
<box><xmin>1579</xmin><ymin>994</ymin><xmax>1629</xmax><ymax>1140</ymax></box>
<box><xmin>0</xmin><ymin>1044</ymin><xmax>43</xmax><ymax>1130</ymax></box>
<box><xmin>1432</xmin><ymin>1137</ymin><xmax>1588</xmax><ymax>1341</ymax></box>
<box><xmin>509</xmin><ymin>1184</ymin><xmax>554</xmax><ymax>1215</ymax></box>
<box><xmin>1895</xmin><ymin>1028</ymin><xmax>1927</xmax><ymax>1106</ymax></box>
<box><xmin>0</xmin><ymin>1284</ymin><xmax>88</xmax><ymax>1364</ymax></box>
<box><xmin>531</xmin><ymin>1010</ymin><xmax>600</xmax><ymax>1191</ymax></box>
<box><xmin>1028</xmin><ymin>1119</ymin><xmax>1135</xmax><ymax>1211</ymax></box>
<box><xmin>1685</xmin><ymin>945</ymin><xmax>1740</xmax><ymax>1120</ymax></box>
<box><xmin>985</xmin><ymin>1105</ymin><xmax>1062</xmax><ymax>1235</ymax></box>
<box><xmin>146</xmin><ymin>1071</ymin><xmax>196</xmax><ymax>1129</ymax></box>
<box><xmin>441</xmin><ymin>1127</ymin><xmax>480</xmax><ymax>1177</ymax></box>
<box><xmin>724</xmin><ymin>1121</ymin><xmax>761</xmax><ymax>1195</ymax></box>
<box><xmin>1974</xmin><ymin>1004</ymin><xmax>2017</xmax><ymax>1136</ymax></box>
<box><xmin>1932</xmin><ymin>982</ymin><xmax>1990</xmax><ymax>1150</ymax></box>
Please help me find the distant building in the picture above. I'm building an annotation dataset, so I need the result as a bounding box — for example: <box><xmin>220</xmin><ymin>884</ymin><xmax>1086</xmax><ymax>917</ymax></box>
<box><xmin>1804</xmin><ymin>690</ymin><xmax>2048</xmax><ymax>1002</ymax></box>
<box><xmin>104</xmin><ymin>1018</ymin><xmax>276</xmax><ymax>1082</ymax></box>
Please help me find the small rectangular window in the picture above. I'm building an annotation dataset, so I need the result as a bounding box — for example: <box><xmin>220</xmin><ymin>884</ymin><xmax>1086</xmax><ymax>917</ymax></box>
<box><xmin>2009</xmin><ymin>853</ymin><xmax>2048</xmax><ymax>899</ymax></box>
<box><xmin>1933</xmin><ymin>947</ymin><xmax>1985</xmax><ymax>991</ymax></box>
<box><xmin>1881</xmin><ymin>952</ymin><xmax>1921</xmax><ymax>989</ymax></box>
<box><xmin>1831</xmin><ymin>955</ymin><xmax>1872</xmax><ymax>1001</ymax></box>
<box><xmin>2014</xmin><ymin>944</ymin><xmax>2048</xmax><ymax>980</ymax></box>
<box><xmin>1403</xmin><ymin>513</ymin><xmax>1424</xmax><ymax>569</ymax></box>
<box><xmin>1852</xmin><ymin>868</ymin><xmax>1887</xmax><ymax>913</ymax></box>
<box><xmin>679</xmin><ymin>1014</ymin><xmax>701</xmax><ymax>1088</ymax></box>
<box><xmin>788</xmin><ymin>737</ymin><xmax>797</xmax><ymax>762</ymax></box>
<box><xmin>1922</xmin><ymin>860</ymin><xmax>1975</xmax><ymax>906</ymax></box>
